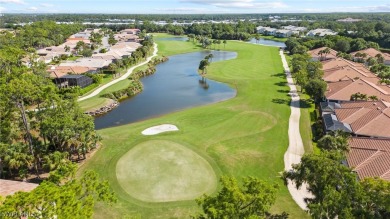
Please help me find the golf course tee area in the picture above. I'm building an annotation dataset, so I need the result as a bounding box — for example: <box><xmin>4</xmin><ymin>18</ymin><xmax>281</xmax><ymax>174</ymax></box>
<box><xmin>79</xmin><ymin>35</ymin><xmax>309</xmax><ymax>219</ymax></box>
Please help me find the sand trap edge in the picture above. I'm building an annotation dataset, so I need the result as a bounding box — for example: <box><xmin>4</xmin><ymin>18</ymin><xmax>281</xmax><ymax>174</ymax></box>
<box><xmin>141</xmin><ymin>124</ymin><xmax>179</xmax><ymax>135</ymax></box>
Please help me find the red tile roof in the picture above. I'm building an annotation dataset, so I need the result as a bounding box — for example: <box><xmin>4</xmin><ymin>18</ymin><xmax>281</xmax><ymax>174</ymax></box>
<box><xmin>308</xmin><ymin>47</ymin><xmax>338</xmax><ymax>60</ymax></box>
<box><xmin>347</xmin><ymin>137</ymin><xmax>390</xmax><ymax>181</ymax></box>
<box><xmin>334</xmin><ymin>102</ymin><xmax>390</xmax><ymax>138</ymax></box>
<box><xmin>321</xmin><ymin>58</ymin><xmax>369</xmax><ymax>72</ymax></box>
<box><xmin>323</xmin><ymin>65</ymin><xmax>377</xmax><ymax>82</ymax></box>
<box><xmin>351</xmin><ymin>48</ymin><xmax>390</xmax><ymax>61</ymax></box>
<box><xmin>0</xmin><ymin>179</ymin><xmax>38</xmax><ymax>197</ymax></box>
<box><xmin>340</xmin><ymin>100</ymin><xmax>388</xmax><ymax>109</ymax></box>
<box><xmin>326</xmin><ymin>78</ymin><xmax>390</xmax><ymax>104</ymax></box>
<box><xmin>47</xmin><ymin>66</ymin><xmax>96</xmax><ymax>78</ymax></box>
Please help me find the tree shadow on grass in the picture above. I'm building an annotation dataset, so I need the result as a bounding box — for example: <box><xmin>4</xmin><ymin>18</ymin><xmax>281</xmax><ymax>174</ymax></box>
<box><xmin>300</xmin><ymin>98</ymin><xmax>313</xmax><ymax>109</ymax></box>
<box><xmin>277</xmin><ymin>89</ymin><xmax>290</xmax><ymax>94</ymax></box>
<box><xmin>271</xmin><ymin>72</ymin><xmax>286</xmax><ymax>78</ymax></box>
<box><xmin>272</xmin><ymin>98</ymin><xmax>291</xmax><ymax>105</ymax></box>
<box><xmin>272</xmin><ymin>97</ymin><xmax>313</xmax><ymax>109</ymax></box>
<box><xmin>274</xmin><ymin>82</ymin><xmax>287</xmax><ymax>87</ymax></box>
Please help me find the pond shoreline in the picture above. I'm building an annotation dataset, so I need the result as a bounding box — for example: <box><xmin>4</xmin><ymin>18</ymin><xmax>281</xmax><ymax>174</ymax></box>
<box><xmin>94</xmin><ymin>50</ymin><xmax>238</xmax><ymax>130</ymax></box>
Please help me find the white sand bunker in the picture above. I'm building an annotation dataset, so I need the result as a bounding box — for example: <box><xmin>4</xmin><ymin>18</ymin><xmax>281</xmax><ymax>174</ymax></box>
<box><xmin>141</xmin><ymin>124</ymin><xmax>179</xmax><ymax>135</ymax></box>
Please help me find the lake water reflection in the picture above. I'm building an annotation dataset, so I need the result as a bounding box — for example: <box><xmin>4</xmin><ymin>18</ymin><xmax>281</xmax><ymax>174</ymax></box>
<box><xmin>94</xmin><ymin>50</ymin><xmax>237</xmax><ymax>130</ymax></box>
<box><xmin>248</xmin><ymin>38</ymin><xmax>286</xmax><ymax>48</ymax></box>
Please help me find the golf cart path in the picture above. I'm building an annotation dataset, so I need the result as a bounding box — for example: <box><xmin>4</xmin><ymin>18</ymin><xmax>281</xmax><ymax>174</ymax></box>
<box><xmin>280</xmin><ymin>50</ymin><xmax>312</xmax><ymax>210</ymax></box>
<box><xmin>78</xmin><ymin>43</ymin><xmax>158</xmax><ymax>102</ymax></box>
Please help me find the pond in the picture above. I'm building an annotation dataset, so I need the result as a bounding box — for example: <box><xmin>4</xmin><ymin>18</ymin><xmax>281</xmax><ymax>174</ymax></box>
<box><xmin>156</xmin><ymin>37</ymin><xmax>189</xmax><ymax>41</ymax></box>
<box><xmin>248</xmin><ymin>38</ymin><xmax>286</xmax><ymax>48</ymax></box>
<box><xmin>94</xmin><ymin>50</ymin><xmax>237</xmax><ymax>130</ymax></box>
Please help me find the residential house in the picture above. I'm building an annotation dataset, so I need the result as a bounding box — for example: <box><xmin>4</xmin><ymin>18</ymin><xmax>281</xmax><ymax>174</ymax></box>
<box><xmin>54</xmin><ymin>75</ymin><xmax>93</xmax><ymax>88</ymax></box>
<box><xmin>308</xmin><ymin>47</ymin><xmax>338</xmax><ymax>61</ymax></box>
<box><xmin>36</xmin><ymin>46</ymin><xmax>71</xmax><ymax>64</ymax></box>
<box><xmin>115</xmin><ymin>33</ymin><xmax>139</xmax><ymax>42</ymax></box>
<box><xmin>71</xmin><ymin>32</ymin><xmax>91</xmax><ymax>40</ymax></box>
<box><xmin>306</xmin><ymin>29</ymin><xmax>338</xmax><ymax>37</ymax></box>
<box><xmin>323</xmin><ymin>65</ymin><xmax>377</xmax><ymax>82</ymax></box>
<box><xmin>319</xmin><ymin>101</ymin><xmax>341</xmax><ymax>114</ymax></box>
<box><xmin>256</xmin><ymin>26</ymin><xmax>277</xmax><ymax>36</ymax></box>
<box><xmin>47</xmin><ymin>66</ymin><xmax>98</xmax><ymax>78</ymax></box>
<box><xmin>256</xmin><ymin>26</ymin><xmax>267</xmax><ymax>33</ymax></box>
<box><xmin>337</xmin><ymin>18</ymin><xmax>362</xmax><ymax>23</ymax></box>
<box><xmin>60</xmin><ymin>58</ymin><xmax>112</xmax><ymax>70</ymax></box>
<box><xmin>322</xmin><ymin>113</ymin><xmax>352</xmax><ymax>133</ymax></box>
<box><xmin>347</xmin><ymin>137</ymin><xmax>390</xmax><ymax>181</ymax></box>
<box><xmin>275</xmin><ymin>29</ymin><xmax>292</xmax><ymax>38</ymax></box>
<box><xmin>321</xmin><ymin>100</ymin><xmax>390</xmax><ymax>138</ymax></box>
<box><xmin>120</xmin><ymin>29</ymin><xmax>140</xmax><ymax>35</ymax></box>
<box><xmin>281</xmin><ymin>25</ymin><xmax>307</xmax><ymax>35</ymax></box>
<box><xmin>351</xmin><ymin>48</ymin><xmax>390</xmax><ymax>65</ymax></box>
<box><xmin>321</xmin><ymin>58</ymin><xmax>371</xmax><ymax>74</ymax></box>
<box><xmin>326</xmin><ymin>78</ymin><xmax>390</xmax><ymax>104</ymax></box>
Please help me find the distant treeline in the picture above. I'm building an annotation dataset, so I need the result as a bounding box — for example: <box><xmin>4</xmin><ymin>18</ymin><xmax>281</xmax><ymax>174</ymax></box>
<box><xmin>3</xmin><ymin>13</ymin><xmax>390</xmax><ymax>48</ymax></box>
<box><xmin>2</xmin><ymin>13</ymin><xmax>390</xmax><ymax>24</ymax></box>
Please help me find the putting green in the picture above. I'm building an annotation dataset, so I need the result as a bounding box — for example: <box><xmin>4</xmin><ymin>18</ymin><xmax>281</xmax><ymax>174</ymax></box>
<box><xmin>116</xmin><ymin>140</ymin><xmax>217</xmax><ymax>202</ymax></box>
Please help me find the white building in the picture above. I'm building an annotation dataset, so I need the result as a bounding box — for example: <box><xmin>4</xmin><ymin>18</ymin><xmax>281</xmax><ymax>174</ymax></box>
<box><xmin>275</xmin><ymin>30</ymin><xmax>293</xmax><ymax>38</ymax></box>
<box><xmin>307</xmin><ymin>29</ymin><xmax>338</xmax><ymax>37</ymax></box>
<box><xmin>256</xmin><ymin>26</ymin><xmax>277</xmax><ymax>36</ymax></box>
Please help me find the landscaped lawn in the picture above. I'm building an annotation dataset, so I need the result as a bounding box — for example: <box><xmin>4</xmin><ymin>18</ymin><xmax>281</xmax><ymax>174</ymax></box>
<box><xmin>78</xmin><ymin>37</ymin><xmax>309</xmax><ymax>219</ymax></box>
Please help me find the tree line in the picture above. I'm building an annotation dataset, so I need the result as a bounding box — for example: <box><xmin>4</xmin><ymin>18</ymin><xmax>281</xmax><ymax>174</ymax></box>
<box><xmin>0</xmin><ymin>20</ymin><xmax>117</xmax><ymax>218</ymax></box>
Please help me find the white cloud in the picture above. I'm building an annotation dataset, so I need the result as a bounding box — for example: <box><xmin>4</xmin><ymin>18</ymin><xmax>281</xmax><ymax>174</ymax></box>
<box><xmin>155</xmin><ymin>7</ymin><xmax>229</xmax><ymax>13</ymax></box>
<box><xmin>0</xmin><ymin>6</ymin><xmax>6</xmax><ymax>12</ymax></box>
<box><xmin>27</xmin><ymin>6</ymin><xmax>38</xmax><ymax>11</ymax></box>
<box><xmin>0</xmin><ymin>0</ymin><xmax>24</xmax><ymax>4</ymax></box>
<box><xmin>368</xmin><ymin>4</ymin><xmax>390</xmax><ymax>12</ymax></box>
<box><xmin>180</xmin><ymin>0</ymin><xmax>287</xmax><ymax>9</ymax></box>
<box><xmin>40</xmin><ymin>3</ymin><xmax>54</xmax><ymax>7</ymax></box>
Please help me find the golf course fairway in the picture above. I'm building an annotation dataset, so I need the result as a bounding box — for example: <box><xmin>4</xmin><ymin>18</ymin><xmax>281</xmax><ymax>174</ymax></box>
<box><xmin>78</xmin><ymin>34</ymin><xmax>309</xmax><ymax>219</ymax></box>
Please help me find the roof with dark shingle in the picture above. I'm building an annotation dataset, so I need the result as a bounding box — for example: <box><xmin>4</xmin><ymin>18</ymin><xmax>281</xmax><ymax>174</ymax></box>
<box><xmin>320</xmin><ymin>102</ymin><xmax>341</xmax><ymax>113</ymax></box>
<box><xmin>323</xmin><ymin>114</ymin><xmax>352</xmax><ymax>132</ymax></box>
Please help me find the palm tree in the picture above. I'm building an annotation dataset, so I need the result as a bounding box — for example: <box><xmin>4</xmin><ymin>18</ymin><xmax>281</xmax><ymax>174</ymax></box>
<box><xmin>213</xmin><ymin>39</ymin><xmax>218</xmax><ymax>50</ymax></box>
<box><xmin>198</xmin><ymin>59</ymin><xmax>209</xmax><ymax>75</ymax></box>
<box><xmin>205</xmin><ymin>54</ymin><xmax>214</xmax><ymax>62</ymax></box>
<box><xmin>359</xmin><ymin>93</ymin><xmax>368</xmax><ymax>100</ymax></box>
<box><xmin>255</xmin><ymin>34</ymin><xmax>261</xmax><ymax>44</ymax></box>
<box><xmin>223</xmin><ymin>40</ymin><xmax>227</xmax><ymax>49</ymax></box>
<box><xmin>323</xmin><ymin>47</ymin><xmax>331</xmax><ymax>60</ymax></box>
<box><xmin>64</xmin><ymin>45</ymin><xmax>70</xmax><ymax>52</ymax></box>
<box><xmin>368</xmin><ymin>95</ymin><xmax>379</xmax><ymax>101</ymax></box>
<box><xmin>216</xmin><ymin>40</ymin><xmax>221</xmax><ymax>50</ymax></box>
<box><xmin>108</xmin><ymin>63</ymin><xmax>118</xmax><ymax>74</ymax></box>
<box><xmin>375</xmin><ymin>54</ymin><xmax>384</xmax><ymax>63</ymax></box>
<box><xmin>350</xmin><ymin>92</ymin><xmax>361</xmax><ymax>101</ymax></box>
<box><xmin>317</xmin><ymin>50</ymin><xmax>324</xmax><ymax>61</ymax></box>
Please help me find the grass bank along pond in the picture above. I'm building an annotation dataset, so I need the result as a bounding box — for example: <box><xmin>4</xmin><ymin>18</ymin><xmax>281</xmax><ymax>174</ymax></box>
<box><xmin>94</xmin><ymin>50</ymin><xmax>237</xmax><ymax>129</ymax></box>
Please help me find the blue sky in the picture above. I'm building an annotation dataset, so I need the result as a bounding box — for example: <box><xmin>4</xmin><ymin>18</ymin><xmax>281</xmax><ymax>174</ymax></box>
<box><xmin>1</xmin><ymin>0</ymin><xmax>390</xmax><ymax>14</ymax></box>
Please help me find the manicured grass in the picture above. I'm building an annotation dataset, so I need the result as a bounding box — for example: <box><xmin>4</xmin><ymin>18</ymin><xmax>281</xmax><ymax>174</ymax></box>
<box><xmin>259</xmin><ymin>35</ymin><xmax>288</xmax><ymax>42</ymax></box>
<box><xmin>116</xmin><ymin>140</ymin><xmax>217</xmax><ymax>203</ymax></box>
<box><xmin>154</xmin><ymin>33</ymin><xmax>202</xmax><ymax>57</ymax></box>
<box><xmin>299</xmin><ymin>92</ymin><xmax>314</xmax><ymax>153</ymax></box>
<box><xmin>79</xmin><ymin>97</ymin><xmax>113</xmax><ymax>112</ymax></box>
<box><xmin>79</xmin><ymin>37</ymin><xmax>309</xmax><ymax>219</ymax></box>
